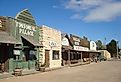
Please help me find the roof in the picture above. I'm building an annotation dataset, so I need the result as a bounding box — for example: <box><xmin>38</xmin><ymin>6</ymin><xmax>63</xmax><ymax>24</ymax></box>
<box><xmin>0</xmin><ymin>31</ymin><xmax>21</xmax><ymax>44</ymax></box>
<box><xmin>21</xmin><ymin>35</ymin><xmax>42</xmax><ymax>47</ymax></box>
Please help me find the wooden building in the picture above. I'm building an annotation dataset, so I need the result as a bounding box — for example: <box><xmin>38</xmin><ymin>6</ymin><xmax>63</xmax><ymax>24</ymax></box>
<box><xmin>62</xmin><ymin>34</ymin><xmax>100</xmax><ymax>66</ymax></box>
<box><xmin>0</xmin><ymin>9</ymin><xmax>41</xmax><ymax>74</ymax></box>
<box><xmin>61</xmin><ymin>33</ymin><xmax>73</xmax><ymax>66</ymax></box>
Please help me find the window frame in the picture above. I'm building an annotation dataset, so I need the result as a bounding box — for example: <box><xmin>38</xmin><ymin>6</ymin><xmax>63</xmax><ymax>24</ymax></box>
<box><xmin>52</xmin><ymin>50</ymin><xmax>60</xmax><ymax>60</ymax></box>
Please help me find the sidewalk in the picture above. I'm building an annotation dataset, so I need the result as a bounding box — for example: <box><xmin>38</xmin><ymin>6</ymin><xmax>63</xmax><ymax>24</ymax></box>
<box><xmin>0</xmin><ymin>72</ymin><xmax>13</xmax><ymax>79</ymax></box>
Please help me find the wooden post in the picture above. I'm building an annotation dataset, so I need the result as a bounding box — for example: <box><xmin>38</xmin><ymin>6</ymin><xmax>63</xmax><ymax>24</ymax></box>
<box><xmin>81</xmin><ymin>52</ymin><xmax>83</xmax><ymax>64</ymax></box>
<box><xmin>88</xmin><ymin>52</ymin><xmax>90</xmax><ymax>64</ymax></box>
<box><xmin>68</xmin><ymin>50</ymin><xmax>70</xmax><ymax>66</ymax></box>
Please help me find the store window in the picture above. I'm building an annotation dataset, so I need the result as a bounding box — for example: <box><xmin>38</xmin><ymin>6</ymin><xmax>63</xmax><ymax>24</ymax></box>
<box><xmin>74</xmin><ymin>41</ymin><xmax>79</xmax><ymax>45</ymax></box>
<box><xmin>52</xmin><ymin>50</ymin><xmax>59</xmax><ymax>60</ymax></box>
<box><xmin>29</xmin><ymin>50</ymin><xmax>37</xmax><ymax>60</ymax></box>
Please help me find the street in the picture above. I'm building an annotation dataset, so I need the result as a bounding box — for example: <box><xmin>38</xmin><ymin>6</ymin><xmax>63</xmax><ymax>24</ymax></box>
<box><xmin>0</xmin><ymin>61</ymin><xmax>121</xmax><ymax>82</ymax></box>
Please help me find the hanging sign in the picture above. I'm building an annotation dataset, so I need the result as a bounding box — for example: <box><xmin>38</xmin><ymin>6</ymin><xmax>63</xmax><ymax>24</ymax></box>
<box><xmin>14</xmin><ymin>50</ymin><xmax>20</xmax><ymax>55</ymax></box>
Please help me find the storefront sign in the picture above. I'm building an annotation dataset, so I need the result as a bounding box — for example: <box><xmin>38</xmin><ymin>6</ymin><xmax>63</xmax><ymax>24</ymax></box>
<box><xmin>62</xmin><ymin>37</ymin><xmax>69</xmax><ymax>46</ymax></box>
<box><xmin>16</xmin><ymin>21</ymin><xmax>36</xmax><ymax>36</ymax></box>
<box><xmin>49</xmin><ymin>41</ymin><xmax>57</xmax><ymax>47</ymax></box>
<box><xmin>14</xmin><ymin>50</ymin><xmax>20</xmax><ymax>55</ymax></box>
<box><xmin>74</xmin><ymin>46</ymin><xmax>89</xmax><ymax>51</ymax></box>
<box><xmin>0</xmin><ymin>20</ymin><xmax>2</xmax><ymax>28</ymax></box>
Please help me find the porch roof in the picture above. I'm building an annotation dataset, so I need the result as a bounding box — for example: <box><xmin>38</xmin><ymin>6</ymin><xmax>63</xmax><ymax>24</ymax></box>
<box><xmin>0</xmin><ymin>31</ymin><xmax>21</xmax><ymax>44</ymax></box>
<box><xmin>21</xmin><ymin>35</ymin><xmax>42</xmax><ymax>47</ymax></box>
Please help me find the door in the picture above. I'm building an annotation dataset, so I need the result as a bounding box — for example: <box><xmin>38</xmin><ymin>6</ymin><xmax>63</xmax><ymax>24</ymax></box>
<box><xmin>45</xmin><ymin>50</ymin><xmax>50</xmax><ymax>67</ymax></box>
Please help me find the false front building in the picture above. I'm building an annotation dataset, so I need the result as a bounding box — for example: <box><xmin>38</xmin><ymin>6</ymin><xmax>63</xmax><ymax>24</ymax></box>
<box><xmin>0</xmin><ymin>9</ymin><xmax>41</xmax><ymax>74</ymax></box>
<box><xmin>39</xmin><ymin>25</ymin><xmax>62</xmax><ymax>69</ymax></box>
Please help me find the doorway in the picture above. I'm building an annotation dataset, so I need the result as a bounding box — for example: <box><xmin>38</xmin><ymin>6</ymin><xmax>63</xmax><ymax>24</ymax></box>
<box><xmin>45</xmin><ymin>50</ymin><xmax>50</xmax><ymax>67</ymax></box>
<box><xmin>0</xmin><ymin>44</ymin><xmax>9</xmax><ymax>72</ymax></box>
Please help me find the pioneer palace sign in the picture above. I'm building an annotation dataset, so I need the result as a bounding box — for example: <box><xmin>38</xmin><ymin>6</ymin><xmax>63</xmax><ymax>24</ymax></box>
<box><xmin>16</xmin><ymin>21</ymin><xmax>36</xmax><ymax>36</ymax></box>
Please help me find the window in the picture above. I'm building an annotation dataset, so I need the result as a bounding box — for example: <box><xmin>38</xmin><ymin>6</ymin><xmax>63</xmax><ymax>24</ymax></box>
<box><xmin>52</xmin><ymin>50</ymin><xmax>59</xmax><ymax>60</ymax></box>
<box><xmin>92</xmin><ymin>43</ymin><xmax>95</xmax><ymax>47</ymax></box>
<box><xmin>29</xmin><ymin>50</ymin><xmax>37</xmax><ymax>60</ymax></box>
<box><xmin>74</xmin><ymin>41</ymin><xmax>79</xmax><ymax>45</ymax></box>
<box><xmin>14</xmin><ymin>55</ymin><xmax>20</xmax><ymax>60</ymax></box>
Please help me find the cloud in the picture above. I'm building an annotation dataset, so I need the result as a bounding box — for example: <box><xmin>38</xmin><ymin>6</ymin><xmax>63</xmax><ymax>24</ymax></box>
<box><xmin>64</xmin><ymin>0</ymin><xmax>121</xmax><ymax>22</ymax></box>
<box><xmin>84</xmin><ymin>2</ymin><xmax>121</xmax><ymax>22</ymax></box>
<box><xmin>65</xmin><ymin>0</ymin><xmax>112</xmax><ymax>10</ymax></box>
<box><xmin>70</xmin><ymin>13</ymin><xmax>82</xmax><ymax>19</ymax></box>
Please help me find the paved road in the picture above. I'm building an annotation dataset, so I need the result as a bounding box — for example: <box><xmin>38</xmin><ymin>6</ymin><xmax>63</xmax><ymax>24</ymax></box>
<box><xmin>0</xmin><ymin>61</ymin><xmax>121</xmax><ymax>82</ymax></box>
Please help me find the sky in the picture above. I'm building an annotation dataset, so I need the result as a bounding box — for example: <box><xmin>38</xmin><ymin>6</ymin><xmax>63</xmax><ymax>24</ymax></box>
<box><xmin>0</xmin><ymin>0</ymin><xmax>121</xmax><ymax>47</ymax></box>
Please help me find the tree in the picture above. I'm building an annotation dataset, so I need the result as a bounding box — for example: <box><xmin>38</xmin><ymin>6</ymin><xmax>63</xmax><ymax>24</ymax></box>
<box><xmin>106</xmin><ymin>39</ymin><xmax>117</xmax><ymax>57</ymax></box>
<box><xmin>96</xmin><ymin>40</ymin><xmax>106</xmax><ymax>50</ymax></box>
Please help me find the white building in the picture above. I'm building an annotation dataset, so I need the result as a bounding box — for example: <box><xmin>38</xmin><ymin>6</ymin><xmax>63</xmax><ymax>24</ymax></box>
<box><xmin>90</xmin><ymin>41</ymin><xmax>97</xmax><ymax>51</ymax></box>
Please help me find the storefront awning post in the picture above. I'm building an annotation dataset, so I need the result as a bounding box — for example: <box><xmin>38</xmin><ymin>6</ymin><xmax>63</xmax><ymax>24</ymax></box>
<box><xmin>68</xmin><ymin>50</ymin><xmax>71</xmax><ymax>66</ymax></box>
<box><xmin>81</xmin><ymin>52</ymin><xmax>83</xmax><ymax>64</ymax></box>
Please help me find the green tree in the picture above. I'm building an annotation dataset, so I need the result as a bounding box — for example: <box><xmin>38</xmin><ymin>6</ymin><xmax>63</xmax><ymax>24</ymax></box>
<box><xmin>96</xmin><ymin>40</ymin><xmax>106</xmax><ymax>50</ymax></box>
<box><xmin>106</xmin><ymin>39</ymin><xmax>117</xmax><ymax>57</ymax></box>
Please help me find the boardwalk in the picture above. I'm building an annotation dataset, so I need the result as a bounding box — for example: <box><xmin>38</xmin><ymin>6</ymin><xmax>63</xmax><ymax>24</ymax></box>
<box><xmin>0</xmin><ymin>61</ymin><xmax>121</xmax><ymax>82</ymax></box>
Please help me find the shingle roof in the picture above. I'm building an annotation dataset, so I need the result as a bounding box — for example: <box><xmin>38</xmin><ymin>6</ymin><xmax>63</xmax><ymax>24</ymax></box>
<box><xmin>0</xmin><ymin>31</ymin><xmax>21</xmax><ymax>44</ymax></box>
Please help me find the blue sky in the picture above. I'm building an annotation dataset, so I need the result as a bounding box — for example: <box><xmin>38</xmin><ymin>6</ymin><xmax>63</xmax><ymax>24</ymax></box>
<box><xmin>1</xmin><ymin>0</ymin><xmax>121</xmax><ymax>47</ymax></box>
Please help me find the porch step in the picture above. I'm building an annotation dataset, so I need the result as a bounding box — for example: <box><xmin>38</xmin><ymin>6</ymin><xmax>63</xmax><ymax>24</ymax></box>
<box><xmin>0</xmin><ymin>72</ymin><xmax>13</xmax><ymax>79</ymax></box>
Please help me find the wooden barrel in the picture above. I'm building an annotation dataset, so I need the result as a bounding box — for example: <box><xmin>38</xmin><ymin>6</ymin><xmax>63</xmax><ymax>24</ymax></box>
<box><xmin>14</xmin><ymin>68</ymin><xmax>22</xmax><ymax>76</ymax></box>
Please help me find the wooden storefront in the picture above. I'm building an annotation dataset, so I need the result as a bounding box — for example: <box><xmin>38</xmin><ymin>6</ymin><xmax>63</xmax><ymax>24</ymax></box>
<box><xmin>62</xmin><ymin>34</ymin><xmax>100</xmax><ymax>66</ymax></box>
<box><xmin>0</xmin><ymin>9</ymin><xmax>42</xmax><ymax>74</ymax></box>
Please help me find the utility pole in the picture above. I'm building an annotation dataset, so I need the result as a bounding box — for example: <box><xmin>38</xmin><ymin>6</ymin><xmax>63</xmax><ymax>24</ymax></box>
<box><xmin>117</xmin><ymin>41</ymin><xmax>119</xmax><ymax>59</ymax></box>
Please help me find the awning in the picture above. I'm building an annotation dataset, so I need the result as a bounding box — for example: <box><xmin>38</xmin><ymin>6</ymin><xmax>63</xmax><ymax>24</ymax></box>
<box><xmin>0</xmin><ymin>31</ymin><xmax>21</xmax><ymax>44</ymax></box>
<box><xmin>88</xmin><ymin>50</ymin><xmax>100</xmax><ymax>53</ymax></box>
<box><xmin>21</xmin><ymin>35</ymin><xmax>42</xmax><ymax>47</ymax></box>
<box><xmin>70</xmin><ymin>49</ymin><xmax>100</xmax><ymax>53</ymax></box>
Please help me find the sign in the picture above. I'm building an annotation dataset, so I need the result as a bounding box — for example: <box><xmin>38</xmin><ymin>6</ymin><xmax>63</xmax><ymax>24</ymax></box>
<box><xmin>62</xmin><ymin>37</ymin><xmax>69</xmax><ymax>46</ymax></box>
<box><xmin>14</xmin><ymin>50</ymin><xmax>20</xmax><ymax>55</ymax></box>
<box><xmin>16</xmin><ymin>21</ymin><xmax>36</xmax><ymax>36</ymax></box>
<box><xmin>49</xmin><ymin>41</ymin><xmax>57</xmax><ymax>47</ymax></box>
<box><xmin>0</xmin><ymin>20</ymin><xmax>2</xmax><ymax>28</ymax></box>
<box><xmin>74</xmin><ymin>46</ymin><xmax>89</xmax><ymax>51</ymax></box>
